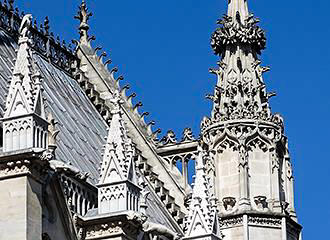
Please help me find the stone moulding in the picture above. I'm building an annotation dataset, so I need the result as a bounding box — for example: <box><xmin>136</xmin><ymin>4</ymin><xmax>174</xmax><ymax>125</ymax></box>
<box><xmin>219</xmin><ymin>216</ymin><xmax>243</xmax><ymax>228</ymax></box>
<box><xmin>219</xmin><ymin>214</ymin><xmax>282</xmax><ymax>229</ymax></box>
<box><xmin>0</xmin><ymin>148</ymin><xmax>49</xmax><ymax>182</ymax></box>
<box><xmin>202</xmin><ymin>120</ymin><xmax>283</xmax><ymax>149</ymax></box>
<box><xmin>248</xmin><ymin>216</ymin><xmax>282</xmax><ymax>227</ymax></box>
<box><xmin>85</xmin><ymin>223</ymin><xmax>122</xmax><ymax>239</ymax></box>
<box><xmin>78</xmin><ymin>211</ymin><xmax>143</xmax><ymax>240</ymax></box>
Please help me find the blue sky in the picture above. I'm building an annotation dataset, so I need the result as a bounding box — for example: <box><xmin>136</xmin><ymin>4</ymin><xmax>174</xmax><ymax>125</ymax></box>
<box><xmin>17</xmin><ymin>0</ymin><xmax>330</xmax><ymax>238</ymax></box>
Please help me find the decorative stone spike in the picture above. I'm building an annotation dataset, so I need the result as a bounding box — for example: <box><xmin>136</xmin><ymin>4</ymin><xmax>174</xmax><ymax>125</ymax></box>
<box><xmin>94</xmin><ymin>46</ymin><xmax>102</xmax><ymax>54</ymax></box>
<box><xmin>74</xmin><ymin>0</ymin><xmax>93</xmax><ymax>45</ymax></box>
<box><xmin>98</xmin><ymin>52</ymin><xmax>106</xmax><ymax>63</ymax></box>
<box><xmin>120</xmin><ymin>84</ymin><xmax>130</xmax><ymax>98</ymax></box>
<box><xmin>3</xmin><ymin>14</ymin><xmax>48</xmax><ymax>153</ymax></box>
<box><xmin>151</xmin><ymin>128</ymin><xmax>161</xmax><ymax>142</ymax></box>
<box><xmin>183</xmin><ymin>146</ymin><xmax>221</xmax><ymax>240</ymax></box>
<box><xmin>182</xmin><ymin>128</ymin><xmax>194</xmax><ymax>142</ymax></box>
<box><xmin>8</xmin><ymin>0</ymin><xmax>13</xmax><ymax>11</ymax></box>
<box><xmin>88</xmin><ymin>35</ymin><xmax>96</xmax><ymax>45</ymax></box>
<box><xmin>146</xmin><ymin>120</ymin><xmax>155</xmax><ymax>136</ymax></box>
<box><xmin>115</xmin><ymin>75</ymin><xmax>124</xmax><ymax>89</ymax></box>
<box><xmin>44</xmin><ymin>16</ymin><xmax>49</xmax><ymax>36</ymax></box>
<box><xmin>127</xmin><ymin>92</ymin><xmax>136</xmax><ymax>108</ymax></box>
<box><xmin>104</xmin><ymin>59</ymin><xmax>112</xmax><ymax>68</ymax></box>
<box><xmin>133</xmin><ymin>102</ymin><xmax>143</xmax><ymax>115</ymax></box>
<box><xmin>110</xmin><ymin>67</ymin><xmax>118</xmax><ymax>80</ymax></box>
<box><xmin>97</xmin><ymin>90</ymin><xmax>140</xmax><ymax>214</ymax></box>
<box><xmin>160</xmin><ymin>130</ymin><xmax>177</xmax><ymax>145</ymax></box>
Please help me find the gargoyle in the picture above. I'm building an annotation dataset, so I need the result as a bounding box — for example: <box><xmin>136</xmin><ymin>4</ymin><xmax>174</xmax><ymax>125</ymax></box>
<box><xmin>142</xmin><ymin>221</ymin><xmax>180</xmax><ymax>240</ymax></box>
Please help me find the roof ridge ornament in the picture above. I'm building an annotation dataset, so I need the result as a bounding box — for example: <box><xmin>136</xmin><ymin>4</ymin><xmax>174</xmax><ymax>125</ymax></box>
<box><xmin>75</xmin><ymin>0</ymin><xmax>93</xmax><ymax>45</ymax></box>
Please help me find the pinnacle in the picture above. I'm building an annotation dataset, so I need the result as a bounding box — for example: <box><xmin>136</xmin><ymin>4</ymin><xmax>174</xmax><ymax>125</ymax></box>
<box><xmin>5</xmin><ymin>13</ymin><xmax>46</xmax><ymax>118</ymax></box>
<box><xmin>227</xmin><ymin>0</ymin><xmax>249</xmax><ymax>22</ymax></box>
<box><xmin>98</xmin><ymin>91</ymin><xmax>136</xmax><ymax>184</ymax></box>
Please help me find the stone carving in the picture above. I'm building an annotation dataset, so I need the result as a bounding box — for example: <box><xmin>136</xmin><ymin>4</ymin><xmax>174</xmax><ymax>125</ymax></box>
<box><xmin>238</xmin><ymin>144</ymin><xmax>249</xmax><ymax>167</ymax></box>
<box><xmin>48</xmin><ymin>112</ymin><xmax>60</xmax><ymax>147</ymax></box>
<box><xmin>271</xmin><ymin>150</ymin><xmax>280</xmax><ymax>173</ymax></box>
<box><xmin>99</xmin><ymin>91</ymin><xmax>136</xmax><ymax>183</ymax></box>
<box><xmin>200</xmin><ymin>116</ymin><xmax>211</xmax><ymax>131</ymax></box>
<box><xmin>182</xmin><ymin>128</ymin><xmax>195</xmax><ymax>142</ymax></box>
<box><xmin>50</xmin><ymin>160</ymin><xmax>90</xmax><ymax>180</ymax></box>
<box><xmin>219</xmin><ymin>216</ymin><xmax>243</xmax><ymax>228</ymax></box>
<box><xmin>142</xmin><ymin>221</ymin><xmax>180</xmax><ymax>240</ymax></box>
<box><xmin>222</xmin><ymin>197</ymin><xmax>236</xmax><ymax>211</ymax></box>
<box><xmin>248</xmin><ymin>216</ymin><xmax>282</xmax><ymax>227</ymax></box>
<box><xmin>86</xmin><ymin>223</ymin><xmax>122</xmax><ymax>238</ymax></box>
<box><xmin>0</xmin><ymin>160</ymin><xmax>31</xmax><ymax>178</ymax></box>
<box><xmin>211</xmin><ymin>13</ymin><xmax>266</xmax><ymax>56</ymax></box>
<box><xmin>0</xmin><ymin>3</ymin><xmax>77</xmax><ymax>74</ymax></box>
<box><xmin>74</xmin><ymin>0</ymin><xmax>92</xmax><ymax>44</ymax></box>
<box><xmin>184</xmin><ymin>146</ymin><xmax>222</xmax><ymax>239</ymax></box>
<box><xmin>254</xmin><ymin>196</ymin><xmax>267</xmax><ymax>210</ymax></box>
<box><xmin>40</xmin><ymin>150</ymin><xmax>54</xmax><ymax>162</ymax></box>
<box><xmin>286</xmin><ymin>161</ymin><xmax>293</xmax><ymax>179</ymax></box>
<box><xmin>160</xmin><ymin>130</ymin><xmax>177</xmax><ymax>145</ymax></box>
<box><xmin>19</xmin><ymin>13</ymin><xmax>32</xmax><ymax>37</ymax></box>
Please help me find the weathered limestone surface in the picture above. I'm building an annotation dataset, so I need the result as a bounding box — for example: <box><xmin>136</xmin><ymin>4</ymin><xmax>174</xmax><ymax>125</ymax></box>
<box><xmin>0</xmin><ymin>177</ymin><xmax>42</xmax><ymax>240</ymax></box>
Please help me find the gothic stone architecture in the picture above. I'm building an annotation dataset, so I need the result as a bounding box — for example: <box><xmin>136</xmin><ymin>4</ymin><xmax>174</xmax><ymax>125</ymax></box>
<box><xmin>0</xmin><ymin>1</ymin><xmax>302</xmax><ymax>240</ymax></box>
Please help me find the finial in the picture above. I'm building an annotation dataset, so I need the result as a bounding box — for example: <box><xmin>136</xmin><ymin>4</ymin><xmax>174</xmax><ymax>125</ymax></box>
<box><xmin>44</xmin><ymin>16</ymin><xmax>50</xmax><ymax>36</ymax></box>
<box><xmin>9</xmin><ymin>0</ymin><xmax>14</xmax><ymax>11</ymax></box>
<box><xmin>74</xmin><ymin>0</ymin><xmax>93</xmax><ymax>45</ymax></box>
<box><xmin>227</xmin><ymin>0</ymin><xmax>249</xmax><ymax>21</ymax></box>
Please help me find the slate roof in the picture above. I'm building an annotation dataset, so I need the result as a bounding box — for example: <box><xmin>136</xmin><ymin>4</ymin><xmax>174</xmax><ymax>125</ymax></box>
<box><xmin>0</xmin><ymin>29</ymin><xmax>107</xmax><ymax>184</ymax></box>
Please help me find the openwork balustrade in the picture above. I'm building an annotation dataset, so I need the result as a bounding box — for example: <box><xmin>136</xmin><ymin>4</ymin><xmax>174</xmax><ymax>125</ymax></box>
<box><xmin>60</xmin><ymin>174</ymin><xmax>97</xmax><ymax>216</ymax></box>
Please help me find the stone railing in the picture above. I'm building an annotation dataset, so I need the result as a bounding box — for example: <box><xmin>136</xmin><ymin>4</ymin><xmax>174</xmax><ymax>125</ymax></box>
<box><xmin>60</xmin><ymin>173</ymin><xmax>97</xmax><ymax>216</ymax></box>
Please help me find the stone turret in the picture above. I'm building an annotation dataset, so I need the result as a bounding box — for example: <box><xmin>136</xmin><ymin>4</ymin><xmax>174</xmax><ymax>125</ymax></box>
<box><xmin>199</xmin><ymin>0</ymin><xmax>302</xmax><ymax>239</ymax></box>
<box><xmin>3</xmin><ymin>14</ymin><xmax>47</xmax><ymax>152</ymax></box>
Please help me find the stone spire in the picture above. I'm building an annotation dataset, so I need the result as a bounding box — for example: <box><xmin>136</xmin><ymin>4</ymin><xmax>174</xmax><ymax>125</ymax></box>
<box><xmin>227</xmin><ymin>0</ymin><xmax>249</xmax><ymax>21</ymax></box>
<box><xmin>183</xmin><ymin>146</ymin><xmax>222</xmax><ymax>240</ymax></box>
<box><xmin>74</xmin><ymin>0</ymin><xmax>92</xmax><ymax>45</ymax></box>
<box><xmin>209</xmin><ymin>0</ymin><xmax>267</xmax><ymax>122</ymax></box>
<box><xmin>97</xmin><ymin>91</ymin><xmax>140</xmax><ymax>214</ymax></box>
<box><xmin>3</xmin><ymin>14</ymin><xmax>48</xmax><ymax>152</ymax></box>
<box><xmin>200</xmin><ymin>1</ymin><xmax>301</xmax><ymax>239</ymax></box>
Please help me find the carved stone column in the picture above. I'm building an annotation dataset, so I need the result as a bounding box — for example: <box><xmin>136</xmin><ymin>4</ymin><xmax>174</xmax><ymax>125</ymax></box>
<box><xmin>182</xmin><ymin>157</ymin><xmax>188</xmax><ymax>188</ymax></box>
<box><xmin>238</xmin><ymin>143</ymin><xmax>250</xmax><ymax>210</ymax></box>
<box><xmin>269</xmin><ymin>145</ymin><xmax>281</xmax><ymax>212</ymax></box>
<box><xmin>284</xmin><ymin>157</ymin><xmax>297</xmax><ymax>219</ymax></box>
